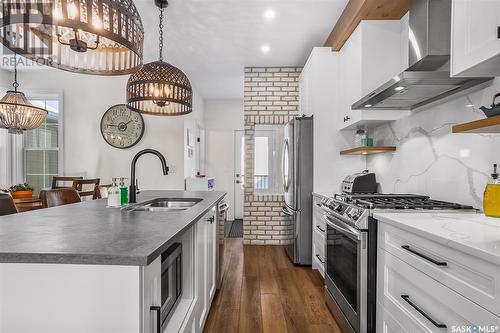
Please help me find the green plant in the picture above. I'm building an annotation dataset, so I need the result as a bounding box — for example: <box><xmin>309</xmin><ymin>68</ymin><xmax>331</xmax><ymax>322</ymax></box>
<box><xmin>3</xmin><ymin>183</ymin><xmax>34</xmax><ymax>192</ymax></box>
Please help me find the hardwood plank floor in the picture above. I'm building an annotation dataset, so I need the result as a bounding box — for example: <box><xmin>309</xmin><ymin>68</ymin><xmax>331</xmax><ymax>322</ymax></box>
<box><xmin>204</xmin><ymin>239</ymin><xmax>341</xmax><ymax>333</ymax></box>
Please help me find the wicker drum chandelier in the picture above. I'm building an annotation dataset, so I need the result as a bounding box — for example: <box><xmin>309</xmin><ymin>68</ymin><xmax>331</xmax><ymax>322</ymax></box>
<box><xmin>0</xmin><ymin>54</ymin><xmax>48</xmax><ymax>134</ymax></box>
<box><xmin>0</xmin><ymin>0</ymin><xmax>144</xmax><ymax>75</ymax></box>
<box><xmin>126</xmin><ymin>0</ymin><xmax>192</xmax><ymax>116</ymax></box>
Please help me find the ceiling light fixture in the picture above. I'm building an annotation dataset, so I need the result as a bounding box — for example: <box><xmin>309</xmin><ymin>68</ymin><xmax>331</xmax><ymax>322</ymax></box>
<box><xmin>395</xmin><ymin>86</ymin><xmax>405</xmax><ymax>91</ymax></box>
<box><xmin>126</xmin><ymin>0</ymin><xmax>192</xmax><ymax>116</ymax></box>
<box><xmin>263</xmin><ymin>9</ymin><xmax>276</xmax><ymax>21</ymax></box>
<box><xmin>0</xmin><ymin>0</ymin><xmax>144</xmax><ymax>75</ymax></box>
<box><xmin>0</xmin><ymin>54</ymin><xmax>48</xmax><ymax>134</ymax></box>
<box><xmin>261</xmin><ymin>44</ymin><xmax>271</xmax><ymax>54</ymax></box>
<box><xmin>364</xmin><ymin>104</ymin><xmax>372</xmax><ymax>108</ymax></box>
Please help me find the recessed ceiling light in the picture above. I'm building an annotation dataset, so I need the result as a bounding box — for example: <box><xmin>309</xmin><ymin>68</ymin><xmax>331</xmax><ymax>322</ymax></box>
<box><xmin>261</xmin><ymin>44</ymin><xmax>271</xmax><ymax>54</ymax></box>
<box><xmin>263</xmin><ymin>9</ymin><xmax>276</xmax><ymax>21</ymax></box>
<box><xmin>364</xmin><ymin>104</ymin><xmax>372</xmax><ymax>108</ymax></box>
<box><xmin>395</xmin><ymin>86</ymin><xmax>405</xmax><ymax>91</ymax></box>
<box><xmin>465</xmin><ymin>104</ymin><xmax>474</xmax><ymax>108</ymax></box>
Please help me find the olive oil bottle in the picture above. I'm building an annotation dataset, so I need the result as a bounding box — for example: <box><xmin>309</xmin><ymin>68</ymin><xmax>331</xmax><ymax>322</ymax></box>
<box><xmin>484</xmin><ymin>164</ymin><xmax>500</xmax><ymax>218</ymax></box>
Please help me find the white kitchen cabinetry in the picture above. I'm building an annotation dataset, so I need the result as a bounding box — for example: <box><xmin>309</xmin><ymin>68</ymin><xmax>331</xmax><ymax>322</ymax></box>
<box><xmin>377</xmin><ymin>221</ymin><xmax>500</xmax><ymax>331</ymax></box>
<box><xmin>148</xmin><ymin>207</ymin><xmax>217</xmax><ymax>333</ymax></box>
<box><xmin>300</xmin><ymin>47</ymin><xmax>365</xmax><ymax>194</ymax></box>
<box><xmin>451</xmin><ymin>0</ymin><xmax>500</xmax><ymax>77</ymax></box>
<box><xmin>312</xmin><ymin>195</ymin><xmax>326</xmax><ymax>277</ymax></box>
<box><xmin>193</xmin><ymin>207</ymin><xmax>217</xmax><ymax>332</ymax></box>
<box><xmin>338</xmin><ymin>20</ymin><xmax>410</xmax><ymax>131</ymax></box>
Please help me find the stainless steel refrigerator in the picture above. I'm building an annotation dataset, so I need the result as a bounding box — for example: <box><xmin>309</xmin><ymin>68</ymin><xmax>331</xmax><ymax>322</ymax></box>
<box><xmin>282</xmin><ymin>116</ymin><xmax>313</xmax><ymax>265</ymax></box>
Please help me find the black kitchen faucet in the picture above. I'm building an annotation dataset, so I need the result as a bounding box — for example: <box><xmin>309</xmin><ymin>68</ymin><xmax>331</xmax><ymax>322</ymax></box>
<box><xmin>129</xmin><ymin>149</ymin><xmax>169</xmax><ymax>203</ymax></box>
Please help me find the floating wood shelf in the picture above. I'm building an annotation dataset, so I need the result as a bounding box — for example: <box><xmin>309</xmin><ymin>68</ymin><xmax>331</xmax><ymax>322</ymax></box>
<box><xmin>452</xmin><ymin>115</ymin><xmax>500</xmax><ymax>134</ymax></box>
<box><xmin>340</xmin><ymin>146</ymin><xmax>396</xmax><ymax>155</ymax></box>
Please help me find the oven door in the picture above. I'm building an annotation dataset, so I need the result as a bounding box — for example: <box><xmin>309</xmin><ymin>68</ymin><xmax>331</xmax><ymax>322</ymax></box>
<box><xmin>324</xmin><ymin>213</ymin><xmax>367</xmax><ymax>333</ymax></box>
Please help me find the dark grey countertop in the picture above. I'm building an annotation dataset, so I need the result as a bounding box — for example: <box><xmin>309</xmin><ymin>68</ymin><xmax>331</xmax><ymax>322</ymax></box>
<box><xmin>0</xmin><ymin>190</ymin><xmax>226</xmax><ymax>266</ymax></box>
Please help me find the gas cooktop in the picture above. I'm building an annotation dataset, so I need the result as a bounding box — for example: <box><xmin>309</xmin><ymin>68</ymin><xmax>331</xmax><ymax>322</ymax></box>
<box><xmin>335</xmin><ymin>193</ymin><xmax>475</xmax><ymax>210</ymax></box>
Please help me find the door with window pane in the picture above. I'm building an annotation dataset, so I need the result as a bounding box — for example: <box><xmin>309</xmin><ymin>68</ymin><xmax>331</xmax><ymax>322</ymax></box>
<box><xmin>253</xmin><ymin>126</ymin><xmax>284</xmax><ymax>194</ymax></box>
<box><xmin>24</xmin><ymin>99</ymin><xmax>60</xmax><ymax>193</ymax></box>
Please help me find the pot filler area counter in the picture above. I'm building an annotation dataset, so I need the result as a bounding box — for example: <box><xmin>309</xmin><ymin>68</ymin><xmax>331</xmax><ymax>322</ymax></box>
<box><xmin>0</xmin><ymin>190</ymin><xmax>226</xmax><ymax>333</ymax></box>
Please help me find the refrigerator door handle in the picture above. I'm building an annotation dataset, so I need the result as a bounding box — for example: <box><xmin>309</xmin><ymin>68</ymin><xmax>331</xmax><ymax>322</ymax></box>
<box><xmin>282</xmin><ymin>138</ymin><xmax>289</xmax><ymax>193</ymax></box>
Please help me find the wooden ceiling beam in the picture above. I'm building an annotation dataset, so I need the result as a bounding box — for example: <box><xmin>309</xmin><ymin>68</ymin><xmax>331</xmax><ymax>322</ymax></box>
<box><xmin>324</xmin><ymin>0</ymin><xmax>410</xmax><ymax>51</ymax></box>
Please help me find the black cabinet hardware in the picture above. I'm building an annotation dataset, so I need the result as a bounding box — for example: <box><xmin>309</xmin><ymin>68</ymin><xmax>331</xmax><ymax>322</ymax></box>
<box><xmin>343</xmin><ymin>116</ymin><xmax>351</xmax><ymax>122</ymax></box>
<box><xmin>498</xmin><ymin>26</ymin><xmax>500</xmax><ymax>39</ymax></box>
<box><xmin>150</xmin><ymin>305</ymin><xmax>161</xmax><ymax>333</ymax></box>
<box><xmin>316</xmin><ymin>254</ymin><xmax>325</xmax><ymax>264</ymax></box>
<box><xmin>401</xmin><ymin>245</ymin><xmax>447</xmax><ymax>266</ymax></box>
<box><xmin>401</xmin><ymin>295</ymin><xmax>446</xmax><ymax>328</ymax></box>
<box><xmin>316</xmin><ymin>225</ymin><xmax>325</xmax><ymax>233</ymax></box>
<box><xmin>207</xmin><ymin>216</ymin><xmax>215</xmax><ymax>224</ymax></box>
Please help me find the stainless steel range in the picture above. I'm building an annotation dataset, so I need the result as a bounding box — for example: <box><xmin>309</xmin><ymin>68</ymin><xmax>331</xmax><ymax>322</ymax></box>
<box><xmin>321</xmin><ymin>175</ymin><xmax>475</xmax><ymax>333</ymax></box>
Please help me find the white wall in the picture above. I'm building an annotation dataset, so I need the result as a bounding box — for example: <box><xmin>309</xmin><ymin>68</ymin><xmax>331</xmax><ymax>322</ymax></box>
<box><xmin>367</xmin><ymin>78</ymin><xmax>500</xmax><ymax>209</ymax></box>
<box><xmin>183</xmin><ymin>93</ymin><xmax>205</xmax><ymax>180</ymax></box>
<box><xmin>16</xmin><ymin>68</ymin><xmax>204</xmax><ymax>190</ymax></box>
<box><xmin>0</xmin><ymin>69</ymin><xmax>10</xmax><ymax>87</ymax></box>
<box><xmin>204</xmin><ymin>99</ymin><xmax>244</xmax><ymax>221</ymax></box>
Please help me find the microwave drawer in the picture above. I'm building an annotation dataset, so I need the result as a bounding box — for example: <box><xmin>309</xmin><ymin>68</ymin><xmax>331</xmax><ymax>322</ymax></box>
<box><xmin>378</xmin><ymin>249</ymin><xmax>500</xmax><ymax>330</ymax></box>
<box><xmin>378</xmin><ymin>221</ymin><xmax>500</xmax><ymax>316</ymax></box>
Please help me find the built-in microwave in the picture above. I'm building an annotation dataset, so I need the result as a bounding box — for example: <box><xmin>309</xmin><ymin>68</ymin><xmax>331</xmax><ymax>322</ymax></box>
<box><xmin>150</xmin><ymin>243</ymin><xmax>182</xmax><ymax>333</ymax></box>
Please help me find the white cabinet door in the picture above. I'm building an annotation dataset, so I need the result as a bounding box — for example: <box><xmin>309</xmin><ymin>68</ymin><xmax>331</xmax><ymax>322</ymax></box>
<box><xmin>338</xmin><ymin>20</ymin><xmax>409</xmax><ymax>130</ymax></box>
<box><xmin>194</xmin><ymin>208</ymin><xmax>217</xmax><ymax>332</ymax></box>
<box><xmin>451</xmin><ymin>0</ymin><xmax>500</xmax><ymax>77</ymax></box>
<box><xmin>206</xmin><ymin>209</ymin><xmax>217</xmax><ymax>303</ymax></box>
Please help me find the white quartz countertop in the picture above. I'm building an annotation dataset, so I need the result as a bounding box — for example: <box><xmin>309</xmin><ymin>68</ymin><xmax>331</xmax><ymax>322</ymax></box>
<box><xmin>374</xmin><ymin>212</ymin><xmax>500</xmax><ymax>266</ymax></box>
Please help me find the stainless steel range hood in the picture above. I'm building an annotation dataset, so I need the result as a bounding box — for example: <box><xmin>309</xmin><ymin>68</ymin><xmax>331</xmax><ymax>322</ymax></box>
<box><xmin>352</xmin><ymin>0</ymin><xmax>493</xmax><ymax>111</ymax></box>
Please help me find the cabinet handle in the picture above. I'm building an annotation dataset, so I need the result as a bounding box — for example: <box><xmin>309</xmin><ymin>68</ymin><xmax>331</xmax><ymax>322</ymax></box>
<box><xmin>343</xmin><ymin>116</ymin><xmax>351</xmax><ymax>122</ymax></box>
<box><xmin>401</xmin><ymin>245</ymin><xmax>447</xmax><ymax>266</ymax></box>
<box><xmin>150</xmin><ymin>306</ymin><xmax>161</xmax><ymax>333</ymax></box>
<box><xmin>498</xmin><ymin>26</ymin><xmax>500</xmax><ymax>39</ymax></box>
<box><xmin>401</xmin><ymin>295</ymin><xmax>446</xmax><ymax>329</ymax></box>
<box><xmin>315</xmin><ymin>254</ymin><xmax>325</xmax><ymax>264</ymax></box>
<box><xmin>207</xmin><ymin>216</ymin><xmax>215</xmax><ymax>224</ymax></box>
<box><xmin>316</xmin><ymin>225</ymin><xmax>325</xmax><ymax>233</ymax></box>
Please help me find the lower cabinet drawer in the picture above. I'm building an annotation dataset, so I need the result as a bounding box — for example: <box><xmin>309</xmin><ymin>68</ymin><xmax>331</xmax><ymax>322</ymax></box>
<box><xmin>379</xmin><ymin>222</ymin><xmax>500</xmax><ymax>316</ymax></box>
<box><xmin>378</xmin><ymin>249</ymin><xmax>500</xmax><ymax>331</ymax></box>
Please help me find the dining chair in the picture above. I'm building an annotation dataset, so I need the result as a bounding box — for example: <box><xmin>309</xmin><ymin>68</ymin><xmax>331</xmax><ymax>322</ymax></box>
<box><xmin>0</xmin><ymin>192</ymin><xmax>18</xmax><ymax>216</ymax></box>
<box><xmin>52</xmin><ymin>176</ymin><xmax>83</xmax><ymax>189</ymax></box>
<box><xmin>72</xmin><ymin>178</ymin><xmax>101</xmax><ymax>200</ymax></box>
<box><xmin>40</xmin><ymin>188</ymin><xmax>81</xmax><ymax>208</ymax></box>
<box><xmin>97</xmin><ymin>184</ymin><xmax>112</xmax><ymax>199</ymax></box>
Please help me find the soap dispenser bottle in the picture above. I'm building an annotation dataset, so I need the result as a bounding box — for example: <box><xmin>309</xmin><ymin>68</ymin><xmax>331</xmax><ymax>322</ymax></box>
<box><xmin>107</xmin><ymin>178</ymin><xmax>121</xmax><ymax>208</ymax></box>
<box><xmin>119</xmin><ymin>177</ymin><xmax>129</xmax><ymax>206</ymax></box>
<box><xmin>484</xmin><ymin>164</ymin><xmax>500</xmax><ymax>218</ymax></box>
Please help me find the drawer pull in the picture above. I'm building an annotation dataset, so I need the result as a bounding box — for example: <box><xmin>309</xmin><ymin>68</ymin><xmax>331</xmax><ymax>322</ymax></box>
<box><xmin>150</xmin><ymin>305</ymin><xmax>161</xmax><ymax>333</ymax></box>
<box><xmin>315</xmin><ymin>254</ymin><xmax>325</xmax><ymax>264</ymax></box>
<box><xmin>401</xmin><ymin>245</ymin><xmax>447</xmax><ymax>266</ymax></box>
<box><xmin>401</xmin><ymin>295</ymin><xmax>447</xmax><ymax>329</ymax></box>
<box><xmin>316</xmin><ymin>225</ymin><xmax>325</xmax><ymax>233</ymax></box>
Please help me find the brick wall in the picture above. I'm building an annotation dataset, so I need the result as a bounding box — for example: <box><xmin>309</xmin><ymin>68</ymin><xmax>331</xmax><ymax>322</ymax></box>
<box><xmin>243</xmin><ymin>67</ymin><xmax>302</xmax><ymax>245</ymax></box>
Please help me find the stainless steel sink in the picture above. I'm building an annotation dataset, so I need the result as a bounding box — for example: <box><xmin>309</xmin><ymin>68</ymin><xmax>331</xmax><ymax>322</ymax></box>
<box><xmin>123</xmin><ymin>198</ymin><xmax>202</xmax><ymax>212</ymax></box>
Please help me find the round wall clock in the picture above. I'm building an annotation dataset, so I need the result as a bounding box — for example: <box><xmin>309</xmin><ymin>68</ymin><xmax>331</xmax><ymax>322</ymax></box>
<box><xmin>100</xmin><ymin>104</ymin><xmax>145</xmax><ymax>149</ymax></box>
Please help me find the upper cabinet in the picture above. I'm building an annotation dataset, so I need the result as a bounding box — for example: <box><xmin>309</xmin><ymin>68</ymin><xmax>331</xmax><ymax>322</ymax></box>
<box><xmin>338</xmin><ymin>20</ymin><xmax>411</xmax><ymax>130</ymax></box>
<box><xmin>451</xmin><ymin>0</ymin><xmax>500</xmax><ymax>77</ymax></box>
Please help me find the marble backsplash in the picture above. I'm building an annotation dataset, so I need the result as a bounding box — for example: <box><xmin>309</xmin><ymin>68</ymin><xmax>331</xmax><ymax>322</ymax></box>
<box><xmin>367</xmin><ymin>78</ymin><xmax>500</xmax><ymax>210</ymax></box>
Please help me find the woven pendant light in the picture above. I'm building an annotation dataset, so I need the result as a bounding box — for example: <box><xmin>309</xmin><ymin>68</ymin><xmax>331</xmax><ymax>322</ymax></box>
<box><xmin>0</xmin><ymin>0</ymin><xmax>144</xmax><ymax>75</ymax></box>
<box><xmin>126</xmin><ymin>0</ymin><xmax>192</xmax><ymax>116</ymax></box>
<box><xmin>0</xmin><ymin>54</ymin><xmax>48</xmax><ymax>134</ymax></box>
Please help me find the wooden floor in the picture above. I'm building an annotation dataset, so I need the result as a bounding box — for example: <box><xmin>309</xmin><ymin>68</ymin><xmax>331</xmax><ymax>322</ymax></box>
<box><xmin>204</xmin><ymin>239</ymin><xmax>341</xmax><ymax>333</ymax></box>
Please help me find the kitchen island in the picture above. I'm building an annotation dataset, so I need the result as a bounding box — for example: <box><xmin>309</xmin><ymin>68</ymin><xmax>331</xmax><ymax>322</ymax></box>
<box><xmin>0</xmin><ymin>190</ymin><xmax>226</xmax><ymax>333</ymax></box>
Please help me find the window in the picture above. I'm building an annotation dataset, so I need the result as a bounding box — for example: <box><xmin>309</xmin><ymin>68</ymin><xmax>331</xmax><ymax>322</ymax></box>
<box><xmin>24</xmin><ymin>98</ymin><xmax>61</xmax><ymax>193</ymax></box>
<box><xmin>253</xmin><ymin>125</ymin><xmax>284</xmax><ymax>194</ymax></box>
